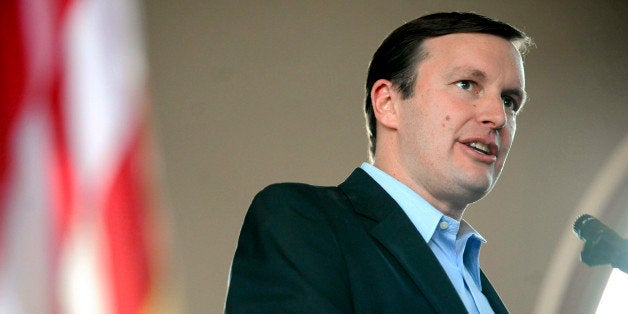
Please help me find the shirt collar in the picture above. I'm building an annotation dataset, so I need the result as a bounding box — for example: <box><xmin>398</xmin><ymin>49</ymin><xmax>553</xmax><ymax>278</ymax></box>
<box><xmin>360</xmin><ymin>162</ymin><xmax>486</xmax><ymax>243</ymax></box>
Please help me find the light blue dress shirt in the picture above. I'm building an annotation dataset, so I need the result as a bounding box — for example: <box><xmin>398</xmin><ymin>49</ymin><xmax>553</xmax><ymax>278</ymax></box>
<box><xmin>360</xmin><ymin>162</ymin><xmax>495</xmax><ymax>314</ymax></box>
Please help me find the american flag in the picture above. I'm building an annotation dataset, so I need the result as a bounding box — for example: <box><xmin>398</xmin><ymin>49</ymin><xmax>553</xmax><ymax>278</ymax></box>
<box><xmin>0</xmin><ymin>0</ymin><xmax>174</xmax><ymax>313</ymax></box>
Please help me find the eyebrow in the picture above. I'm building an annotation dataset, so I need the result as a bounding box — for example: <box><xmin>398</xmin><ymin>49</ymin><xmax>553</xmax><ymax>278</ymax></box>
<box><xmin>447</xmin><ymin>67</ymin><xmax>487</xmax><ymax>81</ymax></box>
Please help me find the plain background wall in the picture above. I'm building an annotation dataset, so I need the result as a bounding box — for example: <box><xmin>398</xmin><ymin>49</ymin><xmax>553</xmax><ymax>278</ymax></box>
<box><xmin>142</xmin><ymin>1</ymin><xmax>627</xmax><ymax>312</ymax></box>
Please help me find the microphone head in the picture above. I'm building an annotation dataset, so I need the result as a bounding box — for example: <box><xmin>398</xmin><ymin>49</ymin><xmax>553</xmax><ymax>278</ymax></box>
<box><xmin>572</xmin><ymin>213</ymin><xmax>627</xmax><ymax>269</ymax></box>
<box><xmin>573</xmin><ymin>213</ymin><xmax>622</xmax><ymax>244</ymax></box>
<box><xmin>573</xmin><ymin>214</ymin><xmax>596</xmax><ymax>241</ymax></box>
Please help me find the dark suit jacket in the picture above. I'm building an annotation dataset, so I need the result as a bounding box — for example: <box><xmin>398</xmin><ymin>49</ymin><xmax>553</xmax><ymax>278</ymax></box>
<box><xmin>225</xmin><ymin>168</ymin><xmax>508</xmax><ymax>313</ymax></box>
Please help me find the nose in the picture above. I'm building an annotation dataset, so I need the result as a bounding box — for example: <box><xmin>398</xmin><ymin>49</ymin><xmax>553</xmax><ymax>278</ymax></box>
<box><xmin>477</xmin><ymin>95</ymin><xmax>507</xmax><ymax>129</ymax></box>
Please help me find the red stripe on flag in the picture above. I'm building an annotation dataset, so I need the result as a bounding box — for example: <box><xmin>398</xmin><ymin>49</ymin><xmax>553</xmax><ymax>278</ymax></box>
<box><xmin>49</xmin><ymin>0</ymin><xmax>75</xmax><ymax>259</ymax></box>
<box><xmin>0</xmin><ymin>0</ymin><xmax>27</xmax><ymax>237</ymax></box>
<box><xmin>49</xmin><ymin>51</ymin><xmax>75</xmax><ymax>314</ymax></box>
<box><xmin>48</xmin><ymin>2</ymin><xmax>76</xmax><ymax>312</ymax></box>
<box><xmin>104</xmin><ymin>122</ymin><xmax>152</xmax><ymax>314</ymax></box>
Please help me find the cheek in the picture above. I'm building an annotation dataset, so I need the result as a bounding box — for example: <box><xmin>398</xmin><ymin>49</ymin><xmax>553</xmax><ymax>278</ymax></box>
<box><xmin>505</xmin><ymin>118</ymin><xmax>517</xmax><ymax>140</ymax></box>
<box><xmin>441</xmin><ymin>115</ymin><xmax>451</xmax><ymax>128</ymax></box>
<box><xmin>500</xmin><ymin>125</ymin><xmax>516</xmax><ymax>150</ymax></box>
<box><xmin>441</xmin><ymin>112</ymin><xmax>462</xmax><ymax>130</ymax></box>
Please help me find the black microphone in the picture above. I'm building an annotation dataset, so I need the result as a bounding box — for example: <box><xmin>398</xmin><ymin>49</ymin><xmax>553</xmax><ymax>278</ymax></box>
<box><xmin>573</xmin><ymin>214</ymin><xmax>628</xmax><ymax>274</ymax></box>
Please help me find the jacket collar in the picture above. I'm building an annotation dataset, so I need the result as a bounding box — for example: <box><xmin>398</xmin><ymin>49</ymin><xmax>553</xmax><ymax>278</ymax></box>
<box><xmin>339</xmin><ymin>168</ymin><xmax>467</xmax><ymax>313</ymax></box>
<box><xmin>339</xmin><ymin>168</ymin><xmax>508</xmax><ymax>313</ymax></box>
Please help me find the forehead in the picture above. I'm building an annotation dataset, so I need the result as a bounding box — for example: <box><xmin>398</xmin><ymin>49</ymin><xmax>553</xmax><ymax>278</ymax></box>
<box><xmin>418</xmin><ymin>33</ymin><xmax>525</xmax><ymax>86</ymax></box>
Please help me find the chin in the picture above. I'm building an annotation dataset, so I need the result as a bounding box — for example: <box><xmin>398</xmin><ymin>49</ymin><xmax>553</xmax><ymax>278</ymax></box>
<box><xmin>463</xmin><ymin>190</ymin><xmax>490</xmax><ymax>205</ymax></box>
<box><xmin>457</xmin><ymin>178</ymin><xmax>494</xmax><ymax>202</ymax></box>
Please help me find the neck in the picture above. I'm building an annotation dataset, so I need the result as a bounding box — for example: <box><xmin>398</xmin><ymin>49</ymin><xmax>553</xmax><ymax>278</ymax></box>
<box><xmin>372</xmin><ymin>158</ymin><xmax>467</xmax><ymax>221</ymax></box>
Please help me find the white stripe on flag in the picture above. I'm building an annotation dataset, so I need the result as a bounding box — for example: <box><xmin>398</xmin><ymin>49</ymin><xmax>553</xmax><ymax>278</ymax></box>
<box><xmin>0</xmin><ymin>105</ymin><xmax>53</xmax><ymax>314</ymax></box>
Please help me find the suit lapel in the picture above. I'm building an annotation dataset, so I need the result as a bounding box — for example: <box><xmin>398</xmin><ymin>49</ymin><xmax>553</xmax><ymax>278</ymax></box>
<box><xmin>370</xmin><ymin>209</ymin><xmax>468</xmax><ymax>313</ymax></box>
<box><xmin>339</xmin><ymin>168</ymin><xmax>467</xmax><ymax>313</ymax></box>
<box><xmin>481</xmin><ymin>271</ymin><xmax>509</xmax><ymax>313</ymax></box>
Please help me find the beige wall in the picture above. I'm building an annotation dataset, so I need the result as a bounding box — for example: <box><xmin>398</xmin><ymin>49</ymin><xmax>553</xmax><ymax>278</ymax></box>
<box><xmin>143</xmin><ymin>1</ymin><xmax>627</xmax><ymax>312</ymax></box>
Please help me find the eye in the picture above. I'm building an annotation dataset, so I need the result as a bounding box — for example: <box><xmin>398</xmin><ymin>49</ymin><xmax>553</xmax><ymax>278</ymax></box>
<box><xmin>502</xmin><ymin>95</ymin><xmax>520</xmax><ymax>112</ymax></box>
<box><xmin>455</xmin><ymin>80</ymin><xmax>475</xmax><ymax>91</ymax></box>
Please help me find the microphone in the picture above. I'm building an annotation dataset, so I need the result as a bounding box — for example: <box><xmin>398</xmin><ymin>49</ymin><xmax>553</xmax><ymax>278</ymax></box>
<box><xmin>573</xmin><ymin>214</ymin><xmax>628</xmax><ymax>274</ymax></box>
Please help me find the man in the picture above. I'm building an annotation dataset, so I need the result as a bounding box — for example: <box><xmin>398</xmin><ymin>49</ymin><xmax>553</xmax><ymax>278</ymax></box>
<box><xmin>226</xmin><ymin>12</ymin><xmax>532</xmax><ymax>313</ymax></box>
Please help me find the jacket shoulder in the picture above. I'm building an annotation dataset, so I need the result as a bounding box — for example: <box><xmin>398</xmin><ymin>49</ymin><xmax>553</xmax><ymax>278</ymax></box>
<box><xmin>249</xmin><ymin>182</ymin><xmax>346</xmax><ymax>221</ymax></box>
<box><xmin>227</xmin><ymin>182</ymin><xmax>354</xmax><ymax>312</ymax></box>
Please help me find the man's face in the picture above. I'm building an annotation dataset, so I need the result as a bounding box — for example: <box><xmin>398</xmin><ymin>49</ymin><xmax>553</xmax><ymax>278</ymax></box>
<box><xmin>392</xmin><ymin>33</ymin><xmax>526</xmax><ymax>212</ymax></box>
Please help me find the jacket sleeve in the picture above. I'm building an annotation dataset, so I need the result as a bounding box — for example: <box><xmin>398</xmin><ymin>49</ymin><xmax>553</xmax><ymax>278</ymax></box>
<box><xmin>225</xmin><ymin>184</ymin><xmax>352</xmax><ymax>313</ymax></box>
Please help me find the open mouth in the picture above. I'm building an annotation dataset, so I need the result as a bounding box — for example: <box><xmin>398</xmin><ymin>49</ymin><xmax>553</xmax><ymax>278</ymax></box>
<box><xmin>465</xmin><ymin>141</ymin><xmax>491</xmax><ymax>155</ymax></box>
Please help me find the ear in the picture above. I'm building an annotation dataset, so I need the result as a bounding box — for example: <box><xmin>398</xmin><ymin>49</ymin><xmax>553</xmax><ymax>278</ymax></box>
<box><xmin>371</xmin><ymin>79</ymin><xmax>399</xmax><ymax>130</ymax></box>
